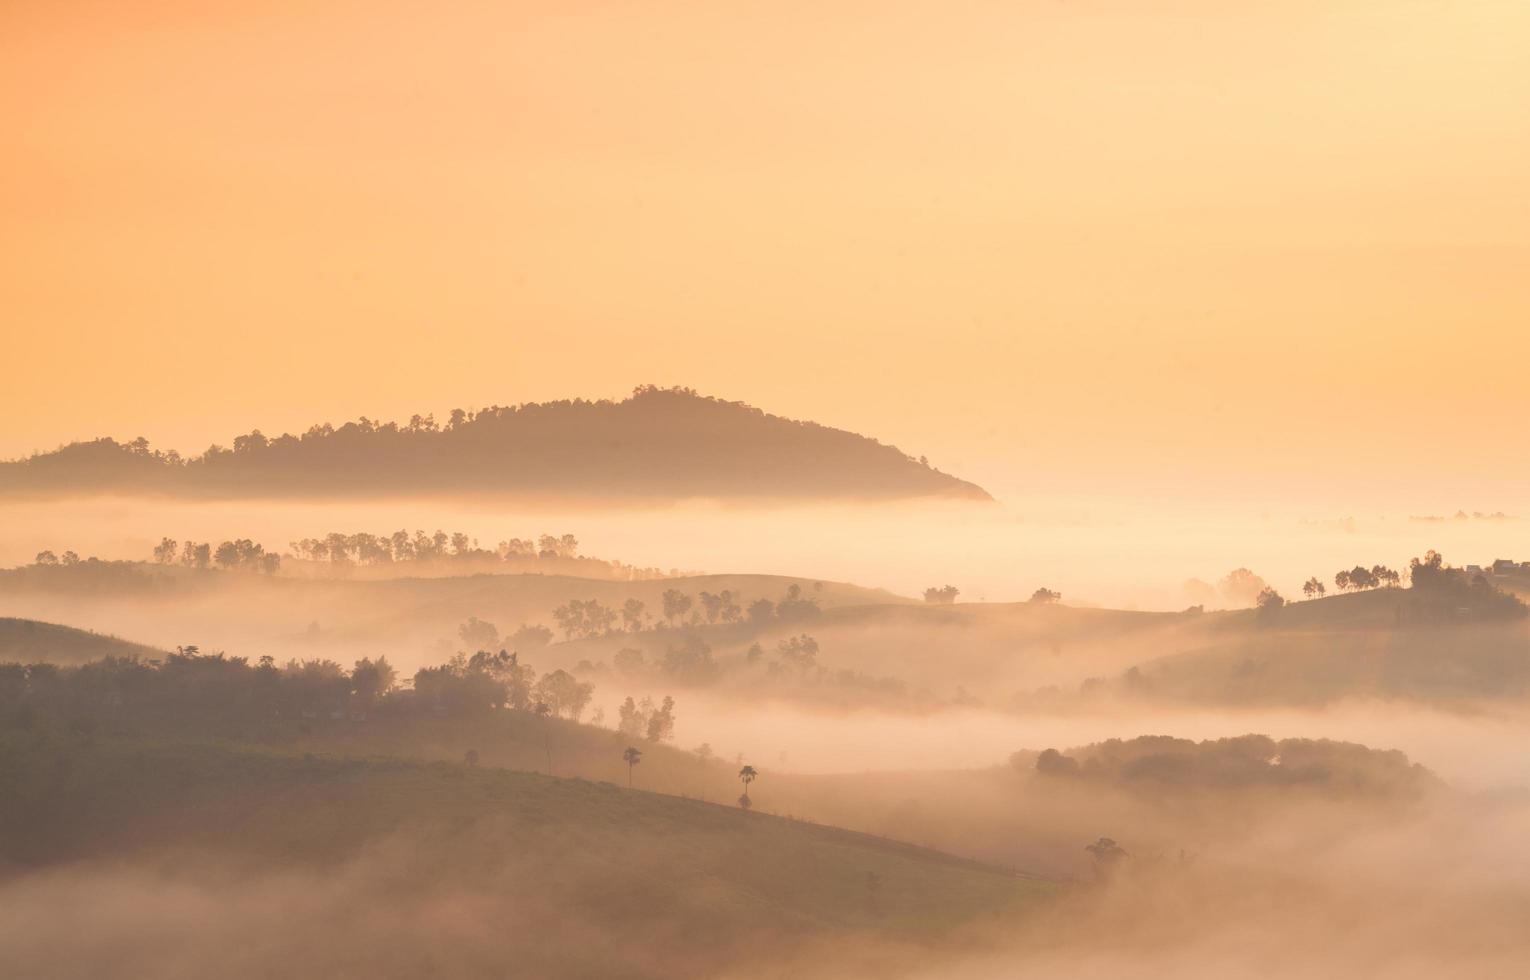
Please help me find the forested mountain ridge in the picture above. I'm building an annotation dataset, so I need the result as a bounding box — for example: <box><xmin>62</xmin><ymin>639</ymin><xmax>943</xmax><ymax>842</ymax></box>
<box><xmin>0</xmin><ymin>386</ymin><xmax>991</xmax><ymax>502</ymax></box>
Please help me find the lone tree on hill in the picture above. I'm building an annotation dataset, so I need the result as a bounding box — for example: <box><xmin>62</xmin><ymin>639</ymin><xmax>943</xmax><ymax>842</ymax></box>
<box><xmin>623</xmin><ymin>746</ymin><xmax>643</xmax><ymax>787</ymax></box>
<box><xmin>923</xmin><ymin>585</ymin><xmax>959</xmax><ymax>604</ymax></box>
<box><xmin>738</xmin><ymin>764</ymin><xmax>758</xmax><ymax>808</ymax></box>
<box><xmin>1085</xmin><ymin>837</ymin><xmax>1129</xmax><ymax>880</ymax></box>
<box><xmin>1030</xmin><ymin>587</ymin><xmax>1061</xmax><ymax>604</ymax></box>
<box><xmin>1256</xmin><ymin>586</ymin><xmax>1286</xmax><ymax>620</ymax></box>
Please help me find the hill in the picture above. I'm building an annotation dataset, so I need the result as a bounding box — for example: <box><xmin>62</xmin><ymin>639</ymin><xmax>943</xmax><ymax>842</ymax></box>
<box><xmin>0</xmin><ymin>617</ymin><xmax>164</xmax><ymax>665</ymax></box>
<box><xmin>0</xmin><ymin>386</ymin><xmax>991</xmax><ymax>503</ymax></box>
<box><xmin>0</xmin><ymin>735</ymin><xmax>1055</xmax><ymax>979</ymax></box>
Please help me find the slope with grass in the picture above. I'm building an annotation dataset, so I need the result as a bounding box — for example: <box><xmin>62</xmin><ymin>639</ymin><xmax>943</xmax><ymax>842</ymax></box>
<box><xmin>0</xmin><ymin>618</ymin><xmax>164</xmax><ymax>666</ymax></box>
<box><xmin>0</xmin><ymin>734</ymin><xmax>1056</xmax><ymax>979</ymax></box>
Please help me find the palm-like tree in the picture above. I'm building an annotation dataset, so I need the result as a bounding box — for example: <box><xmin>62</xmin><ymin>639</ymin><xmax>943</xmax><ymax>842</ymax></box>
<box><xmin>623</xmin><ymin>746</ymin><xmax>643</xmax><ymax>787</ymax></box>
<box><xmin>738</xmin><ymin>764</ymin><xmax>757</xmax><ymax>808</ymax></box>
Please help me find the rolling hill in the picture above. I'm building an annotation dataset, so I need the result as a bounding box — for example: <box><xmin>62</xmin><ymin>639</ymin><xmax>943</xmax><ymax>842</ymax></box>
<box><xmin>0</xmin><ymin>386</ymin><xmax>992</xmax><ymax>503</ymax></box>
<box><xmin>0</xmin><ymin>735</ymin><xmax>1056</xmax><ymax>980</ymax></box>
<box><xmin>0</xmin><ymin>617</ymin><xmax>164</xmax><ymax>665</ymax></box>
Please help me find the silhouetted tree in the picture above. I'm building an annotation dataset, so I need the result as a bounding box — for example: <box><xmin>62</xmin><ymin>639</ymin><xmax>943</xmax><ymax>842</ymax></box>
<box><xmin>1085</xmin><ymin>837</ymin><xmax>1129</xmax><ymax>880</ymax></box>
<box><xmin>622</xmin><ymin>598</ymin><xmax>646</xmax><ymax>632</ymax></box>
<box><xmin>458</xmin><ymin>617</ymin><xmax>500</xmax><ymax>650</ymax></box>
<box><xmin>923</xmin><ymin>585</ymin><xmax>960</xmax><ymax>604</ymax></box>
<box><xmin>510</xmin><ymin>624</ymin><xmax>553</xmax><ymax>651</ymax></box>
<box><xmin>623</xmin><ymin>746</ymin><xmax>643</xmax><ymax>787</ymax></box>
<box><xmin>152</xmin><ymin>537</ymin><xmax>179</xmax><ymax>564</ymax></box>
<box><xmin>613</xmin><ymin>648</ymin><xmax>646</xmax><ymax>675</ymax></box>
<box><xmin>533</xmin><ymin>669</ymin><xmax>594</xmax><ymax>721</ymax></box>
<box><xmin>1035</xmin><ymin>748</ymin><xmax>1080</xmax><ymax>776</ymax></box>
<box><xmin>1030</xmin><ymin>588</ymin><xmax>1061</xmax><ymax>604</ymax></box>
<box><xmin>1256</xmin><ymin>587</ymin><xmax>1286</xmax><ymax>620</ymax></box>
<box><xmin>1303</xmin><ymin>577</ymin><xmax>1326</xmax><ymax>599</ymax></box>
<box><xmin>1219</xmin><ymin>568</ymin><xmax>1269</xmax><ymax>606</ymax></box>
<box><xmin>34</xmin><ymin>551</ymin><xmax>57</xmax><ymax>566</ymax></box>
<box><xmin>645</xmin><ymin>695</ymin><xmax>676</xmax><ymax>743</ymax></box>
<box><xmin>738</xmin><ymin>764</ymin><xmax>758</xmax><ymax>807</ymax></box>
<box><xmin>661</xmin><ymin>589</ymin><xmax>692</xmax><ymax>626</ymax></box>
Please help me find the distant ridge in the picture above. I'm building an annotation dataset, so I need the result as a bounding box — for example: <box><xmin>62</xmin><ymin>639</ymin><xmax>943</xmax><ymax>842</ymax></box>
<box><xmin>0</xmin><ymin>386</ymin><xmax>992</xmax><ymax>503</ymax></box>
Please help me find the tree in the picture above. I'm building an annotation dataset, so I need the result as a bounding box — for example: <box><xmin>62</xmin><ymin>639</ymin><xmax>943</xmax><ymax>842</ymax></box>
<box><xmin>923</xmin><ymin>585</ymin><xmax>959</xmax><ymax>604</ymax></box>
<box><xmin>1335</xmin><ymin>569</ymin><xmax>1352</xmax><ymax>592</ymax></box>
<box><xmin>622</xmin><ymin>598</ymin><xmax>646</xmax><ymax>632</ymax></box>
<box><xmin>1035</xmin><ymin>748</ymin><xmax>1080</xmax><ymax>776</ymax></box>
<box><xmin>1219</xmin><ymin>568</ymin><xmax>1269</xmax><ymax>606</ymax></box>
<box><xmin>774</xmin><ymin>634</ymin><xmax>819</xmax><ymax>673</ymax></box>
<box><xmin>350</xmin><ymin>656</ymin><xmax>397</xmax><ymax>710</ymax></box>
<box><xmin>613</xmin><ymin>648</ymin><xmax>647</xmax><ymax>675</ymax></box>
<box><xmin>458</xmin><ymin>617</ymin><xmax>500</xmax><ymax>650</ymax></box>
<box><xmin>777</xmin><ymin>584</ymin><xmax>820</xmax><ymax>622</ymax></box>
<box><xmin>152</xmin><ymin>538</ymin><xmax>178</xmax><ymax>564</ymax></box>
<box><xmin>618</xmin><ymin>697</ymin><xmax>644</xmax><ymax>737</ymax></box>
<box><xmin>533</xmin><ymin>669</ymin><xmax>594</xmax><ymax>720</ymax></box>
<box><xmin>623</xmin><ymin>746</ymin><xmax>643</xmax><ymax>787</ymax></box>
<box><xmin>738</xmin><ymin>764</ymin><xmax>758</xmax><ymax>808</ymax></box>
<box><xmin>34</xmin><ymin>551</ymin><xmax>57</xmax><ymax>566</ymax></box>
<box><xmin>181</xmin><ymin>541</ymin><xmax>211</xmax><ymax>569</ymax></box>
<box><xmin>747</xmin><ymin>598</ymin><xmax>776</xmax><ymax>623</ymax></box>
<box><xmin>1302</xmin><ymin>577</ymin><xmax>1326</xmax><ymax>599</ymax></box>
<box><xmin>1256</xmin><ymin>586</ymin><xmax>1285</xmax><ymax>619</ymax></box>
<box><xmin>60</xmin><ymin>551</ymin><xmax>80</xmax><ymax>566</ymax></box>
<box><xmin>1409</xmin><ymin>550</ymin><xmax>1447</xmax><ymax>589</ymax></box>
<box><xmin>1085</xmin><ymin>837</ymin><xmax>1129</xmax><ymax>879</ymax></box>
<box><xmin>1030</xmin><ymin>588</ymin><xmax>1061</xmax><ymax>604</ymax></box>
<box><xmin>661</xmin><ymin>589</ymin><xmax>692</xmax><ymax>626</ymax></box>
<box><xmin>214</xmin><ymin>540</ymin><xmax>241</xmax><ymax>569</ymax></box>
<box><xmin>661</xmin><ymin>635</ymin><xmax>718</xmax><ymax>683</ymax></box>
<box><xmin>645</xmin><ymin>695</ymin><xmax>676</xmax><ymax>743</ymax></box>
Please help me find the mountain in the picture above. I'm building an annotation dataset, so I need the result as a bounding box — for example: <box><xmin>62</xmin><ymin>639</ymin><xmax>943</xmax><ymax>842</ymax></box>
<box><xmin>0</xmin><ymin>386</ymin><xmax>992</xmax><ymax>502</ymax></box>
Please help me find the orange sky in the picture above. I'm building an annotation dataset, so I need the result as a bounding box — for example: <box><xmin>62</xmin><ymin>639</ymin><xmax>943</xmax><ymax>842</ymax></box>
<box><xmin>4</xmin><ymin>0</ymin><xmax>1528</xmax><ymax>502</ymax></box>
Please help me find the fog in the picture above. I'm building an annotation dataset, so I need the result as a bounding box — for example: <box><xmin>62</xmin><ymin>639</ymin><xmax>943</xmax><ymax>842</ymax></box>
<box><xmin>2</xmin><ymin>493</ymin><xmax>1526</xmax><ymax>609</ymax></box>
<box><xmin>759</xmin><ymin>793</ymin><xmax>1530</xmax><ymax>980</ymax></box>
<box><xmin>7</xmin><ymin>492</ymin><xmax>1530</xmax><ymax>978</ymax></box>
<box><xmin>666</xmin><ymin>696</ymin><xmax>1530</xmax><ymax>791</ymax></box>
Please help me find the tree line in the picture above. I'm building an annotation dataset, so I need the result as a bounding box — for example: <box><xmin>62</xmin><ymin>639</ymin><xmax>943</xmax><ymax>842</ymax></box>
<box><xmin>0</xmin><ymin>645</ymin><xmax>662</xmax><ymax>737</ymax></box>
<box><xmin>546</xmin><ymin>583</ymin><xmax>822</xmax><ymax>640</ymax></box>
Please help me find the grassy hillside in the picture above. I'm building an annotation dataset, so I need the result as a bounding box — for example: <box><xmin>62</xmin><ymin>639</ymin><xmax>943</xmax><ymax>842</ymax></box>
<box><xmin>0</xmin><ymin>735</ymin><xmax>1055</xmax><ymax>979</ymax></box>
<box><xmin>0</xmin><ymin>617</ymin><xmax>163</xmax><ymax>665</ymax></box>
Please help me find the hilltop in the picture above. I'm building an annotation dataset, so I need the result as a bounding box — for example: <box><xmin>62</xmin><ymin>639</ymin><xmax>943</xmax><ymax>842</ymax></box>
<box><xmin>0</xmin><ymin>386</ymin><xmax>991</xmax><ymax>503</ymax></box>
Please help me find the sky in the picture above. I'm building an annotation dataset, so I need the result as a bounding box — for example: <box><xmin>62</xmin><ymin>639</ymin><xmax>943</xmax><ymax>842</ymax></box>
<box><xmin>4</xmin><ymin>0</ymin><xmax>1529</xmax><ymax>505</ymax></box>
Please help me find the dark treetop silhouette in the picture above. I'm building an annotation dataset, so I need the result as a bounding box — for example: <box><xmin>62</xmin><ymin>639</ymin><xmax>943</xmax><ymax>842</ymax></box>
<box><xmin>0</xmin><ymin>386</ymin><xmax>992</xmax><ymax>503</ymax></box>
